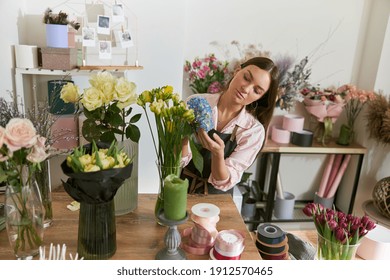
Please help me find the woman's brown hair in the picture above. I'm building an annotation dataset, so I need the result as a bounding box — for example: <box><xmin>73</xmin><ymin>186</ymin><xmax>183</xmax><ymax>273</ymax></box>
<box><xmin>242</xmin><ymin>57</ymin><xmax>279</xmax><ymax>133</ymax></box>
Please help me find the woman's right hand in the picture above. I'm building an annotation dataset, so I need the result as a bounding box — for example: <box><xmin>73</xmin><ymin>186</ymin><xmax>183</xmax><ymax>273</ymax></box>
<box><xmin>196</xmin><ymin>129</ymin><xmax>225</xmax><ymax>158</ymax></box>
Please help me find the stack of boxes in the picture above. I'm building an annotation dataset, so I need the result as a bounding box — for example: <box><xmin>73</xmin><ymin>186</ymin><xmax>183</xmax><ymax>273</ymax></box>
<box><xmin>44</xmin><ymin>27</ymin><xmax>79</xmax><ymax>149</ymax></box>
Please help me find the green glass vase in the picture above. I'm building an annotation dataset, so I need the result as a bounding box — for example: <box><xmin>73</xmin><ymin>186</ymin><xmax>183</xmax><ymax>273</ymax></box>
<box><xmin>77</xmin><ymin>200</ymin><xmax>116</xmax><ymax>260</ymax></box>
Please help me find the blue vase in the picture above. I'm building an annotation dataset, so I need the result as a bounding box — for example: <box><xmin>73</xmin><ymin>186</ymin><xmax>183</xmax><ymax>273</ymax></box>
<box><xmin>46</xmin><ymin>24</ymin><xmax>68</xmax><ymax>48</ymax></box>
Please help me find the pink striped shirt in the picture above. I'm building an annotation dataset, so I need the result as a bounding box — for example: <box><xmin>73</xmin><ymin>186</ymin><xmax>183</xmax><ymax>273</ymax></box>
<box><xmin>182</xmin><ymin>93</ymin><xmax>265</xmax><ymax>191</ymax></box>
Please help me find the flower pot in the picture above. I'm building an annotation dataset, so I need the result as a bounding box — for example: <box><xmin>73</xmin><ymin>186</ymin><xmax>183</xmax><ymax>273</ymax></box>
<box><xmin>5</xmin><ymin>180</ymin><xmax>44</xmax><ymax>259</ymax></box>
<box><xmin>274</xmin><ymin>192</ymin><xmax>295</xmax><ymax>219</ymax></box>
<box><xmin>316</xmin><ymin>233</ymin><xmax>360</xmax><ymax>260</ymax></box>
<box><xmin>46</xmin><ymin>24</ymin><xmax>68</xmax><ymax>48</ymax></box>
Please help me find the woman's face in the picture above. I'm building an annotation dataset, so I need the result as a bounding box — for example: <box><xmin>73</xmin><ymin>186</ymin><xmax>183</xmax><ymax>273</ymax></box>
<box><xmin>227</xmin><ymin>65</ymin><xmax>271</xmax><ymax>106</ymax></box>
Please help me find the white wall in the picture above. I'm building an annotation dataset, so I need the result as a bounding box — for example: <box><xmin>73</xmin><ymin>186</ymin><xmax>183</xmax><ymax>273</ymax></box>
<box><xmin>0</xmin><ymin>0</ymin><xmax>389</xmax><ymax>215</ymax></box>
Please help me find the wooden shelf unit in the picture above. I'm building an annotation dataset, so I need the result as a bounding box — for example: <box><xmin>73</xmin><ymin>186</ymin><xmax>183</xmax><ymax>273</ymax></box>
<box><xmin>257</xmin><ymin>138</ymin><xmax>367</xmax><ymax>222</ymax></box>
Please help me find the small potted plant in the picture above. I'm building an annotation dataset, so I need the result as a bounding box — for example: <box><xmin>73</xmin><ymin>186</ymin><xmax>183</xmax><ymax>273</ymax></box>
<box><xmin>43</xmin><ymin>8</ymin><xmax>80</xmax><ymax>48</ymax></box>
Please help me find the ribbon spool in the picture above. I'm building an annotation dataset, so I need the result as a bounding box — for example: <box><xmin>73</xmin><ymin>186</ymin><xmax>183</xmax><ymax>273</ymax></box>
<box><xmin>291</xmin><ymin>130</ymin><xmax>313</xmax><ymax>147</ymax></box>
<box><xmin>256</xmin><ymin>223</ymin><xmax>289</xmax><ymax>260</ymax></box>
<box><xmin>271</xmin><ymin>126</ymin><xmax>291</xmax><ymax>144</ymax></box>
<box><xmin>210</xmin><ymin>230</ymin><xmax>245</xmax><ymax>260</ymax></box>
<box><xmin>181</xmin><ymin>203</ymin><xmax>220</xmax><ymax>255</ymax></box>
<box><xmin>282</xmin><ymin>114</ymin><xmax>305</xmax><ymax>132</ymax></box>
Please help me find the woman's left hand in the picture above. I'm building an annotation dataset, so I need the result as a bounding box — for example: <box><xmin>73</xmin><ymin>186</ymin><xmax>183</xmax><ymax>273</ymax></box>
<box><xmin>197</xmin><ymin>129</ymin><xmax>225</xmax><ymax>158</ymax></box>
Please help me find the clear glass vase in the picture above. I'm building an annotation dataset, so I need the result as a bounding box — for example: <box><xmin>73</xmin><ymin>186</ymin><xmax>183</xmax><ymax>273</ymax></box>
<box><xmin>77</xmin><ymin>200</ymin><xmax>116</xmax><ymax>260</ymax></box>
<box><xmin>316</xmin><ymin>233</ymin><xmax>360</xmax><ymax>260</ymax></box>
<box><xmin>114</xmin><ymin>139</ymin><xmax>138</xmax><ymax>216</ymax></box>
<box><xmin>33</xmin><ymin>159</ymin><xmax>53</xmax><ymax>227</ymax></box>
<box><xmin>154</xmin><ymin>162</ymin><xmax>182</xmax><ymax>224</ymax></box>
<box><xmin>5</xmin><ymin>179</ymin><xmax>44</xmax><ymax>260</ymax></box>
<box><xmin>314</xmin><ymin>121</ymin><xmax>332</xmax><ymax>145</ymax></box>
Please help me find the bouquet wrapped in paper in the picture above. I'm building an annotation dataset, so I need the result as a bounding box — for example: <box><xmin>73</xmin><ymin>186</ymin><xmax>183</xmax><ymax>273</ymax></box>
<box><xmin>301</xmin><ymin>86</ymin><xmax>345</xmax><ymax>144</ymax></box>
<box><xmin>60</xmin><ymin>140</ymin><xmax>133</xmax><ymax>260</ymax></box>
<box><xmin>61</xmin><ymin>141</ymin><xmax>133</xmax><ymax>204</ymax></box>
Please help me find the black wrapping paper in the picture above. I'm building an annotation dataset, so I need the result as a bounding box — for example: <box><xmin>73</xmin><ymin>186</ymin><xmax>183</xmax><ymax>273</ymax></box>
<box><xmin>61</xmin><ymin>142</ymin><xmax>133</xmax><ymax>204</ymax></box>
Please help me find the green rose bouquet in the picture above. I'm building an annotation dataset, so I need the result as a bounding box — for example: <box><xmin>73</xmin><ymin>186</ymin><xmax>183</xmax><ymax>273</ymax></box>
<box><xmin>60</xmin><ymin>71</ymin><xmax>141</xmax><ymax>144</ymax></box>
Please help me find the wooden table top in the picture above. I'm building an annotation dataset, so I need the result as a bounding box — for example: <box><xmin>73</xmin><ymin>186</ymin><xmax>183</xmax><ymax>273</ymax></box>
<box><xmin>263</xmin><ymin>138</ymin><xmax>367</xmax><ymax>154</ymax></box>
<box><xmin>0</xmin><ymin>191</ymin><xmax>261</xmax><ymax>260</ymax></box>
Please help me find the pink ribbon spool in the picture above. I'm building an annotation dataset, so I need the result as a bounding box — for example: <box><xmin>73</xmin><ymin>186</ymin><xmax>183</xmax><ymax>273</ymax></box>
<box><xmin>181</xmin><ymin>203</ymin><xmax>220</xmax><ymax>255</ymax></box>
<box><xmin>211</xmin><ymin>230</ymin><xmax>245</xmax><ymax>260</ymax></box>
<box><xmin>282</xmin><ymin>114</ymin><xmax>305</xmax><ymax>132</ymax></box>
<box><xmin>271</xmin><ymin>126</ymin><xmax>290</xmax><ymax>144</ymax></box>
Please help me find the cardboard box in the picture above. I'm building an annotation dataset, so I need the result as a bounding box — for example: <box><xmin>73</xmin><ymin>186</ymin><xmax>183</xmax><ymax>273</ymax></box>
<box><xmin>41</xmin><ymin>47</ymin><xmax>77</xmax><ymax>70</ymax></box>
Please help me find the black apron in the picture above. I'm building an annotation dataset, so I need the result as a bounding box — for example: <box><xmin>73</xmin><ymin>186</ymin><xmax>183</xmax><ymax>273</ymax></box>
<box><xmin>181</xmin><ymin>126</ymin><xmax>238</xmax><ymax>194</ymax></box>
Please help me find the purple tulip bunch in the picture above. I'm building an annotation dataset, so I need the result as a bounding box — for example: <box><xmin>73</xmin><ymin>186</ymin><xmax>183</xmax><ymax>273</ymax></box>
<box><xmin>303</xmin><ymin>202</ymin><xmax>376</xmax><ymax>259</ymax></box>
<box><xmin>303</xmin><ymin>202</ymin><xmax>376</xmax><ymax>245</ymax></box>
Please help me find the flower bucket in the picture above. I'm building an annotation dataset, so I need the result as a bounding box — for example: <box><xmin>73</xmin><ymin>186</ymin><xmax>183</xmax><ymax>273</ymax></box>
<box><xmin>46</xmin><ymin>24</ymin><xmax>68</xmax><ymax>48</ymax></box>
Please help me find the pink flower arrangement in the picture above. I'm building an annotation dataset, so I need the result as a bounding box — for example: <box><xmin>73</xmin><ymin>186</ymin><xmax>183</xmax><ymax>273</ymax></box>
<box><xmin>0</xmin><ymin>118</ymin><xmax>49</xmax><ymax>183</ymax></box>
<box><xmin>301</xmin><ymin>86</ymin><xmax>345</xmax><ymax>122</ymax></box>
<box><xmin>337</xmin><ymin>84</ymin><xmax>376</xmax><ymax>129</ymax></box>
<box><xmin>184</xmin><ymin>53</ymin><xmax>229</xmax><ymax>94</ymax></box>
<box><xmin>301</xmin><ymin>85</ymin><xmax>346</xmax><ymax>144</ymax></box>
<box><xmin>0</xmin><ymin>118</ymin><xmax>50</xmax><ymax>256</ymax></box>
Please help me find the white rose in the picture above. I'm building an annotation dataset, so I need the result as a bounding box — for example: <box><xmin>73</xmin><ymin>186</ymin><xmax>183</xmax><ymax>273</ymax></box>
<box><xmin>89</xmin><ymin>72</ymin><xmax>116</xmax><ymax>103</ymax></box>
<box><xmin>115</xmin><ymin>78</ymin><xmax>137</xmax><ymax>102</ymax></box>
<box><xmin>60</xmin><ymin>83</ymin><xmax>80</xmax><ymax>103</ymax></box>
<box><xmin>81</xmin><ymin>87</ymin><xmax>105</xmax><ymax>111</ymax></box>
<box><xmin>4</xmin><ymin>118</ymin><xmax>37</xmax><ymax>152</ymax></box>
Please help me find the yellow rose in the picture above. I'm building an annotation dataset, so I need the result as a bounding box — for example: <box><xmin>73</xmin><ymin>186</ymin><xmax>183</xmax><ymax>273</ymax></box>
<box><xmin>81</xmin><ymin>87</ymin><xmax>105</xmax><ymax>111</ymax></box>
<box><xmin>78</xmin><ymin>154</ymin><xmax>92</xmax><ymax>168</ymax></box>
<box><xmin>60</xmin><ymin>83</ymin><xmax>80</xmax><ymax>103</ymax></box>
<box><xmin>84</xmin><ymin>164</ymin><xmax>101</xmax><ymax>172</ymax></box>
<box><xmin>66</xmin><ymin>155</ymin><xmax>72</xmax><ymax>167</ymax></box>
<box><xmin>97</xmin><ymin>150</ymin><xmax>107</xmax><ymax>160</ymax></box>
<box><xmin>101</xmin><ymin>156</ymin><xmax>115</xmax><ymax>169</ymax></box>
